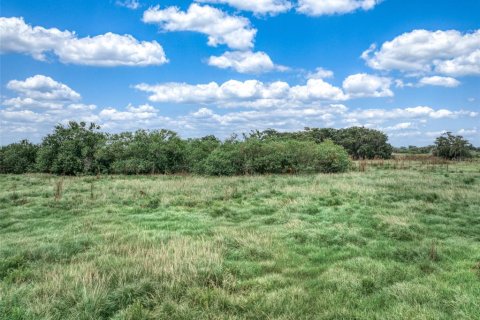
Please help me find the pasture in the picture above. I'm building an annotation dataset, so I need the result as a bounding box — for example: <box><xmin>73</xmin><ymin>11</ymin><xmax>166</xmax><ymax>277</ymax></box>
<box><xmin>1</xmin><ymin>160</ymin><xmax>479</xmax><ymax>319</ymax></box>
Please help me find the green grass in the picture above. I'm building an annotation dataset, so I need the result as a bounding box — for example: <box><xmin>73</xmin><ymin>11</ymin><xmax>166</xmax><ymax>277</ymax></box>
<box><xmin>1</xmin><ymin>161</ymin><xmax>480</xmax><ymax>319</ymax></box>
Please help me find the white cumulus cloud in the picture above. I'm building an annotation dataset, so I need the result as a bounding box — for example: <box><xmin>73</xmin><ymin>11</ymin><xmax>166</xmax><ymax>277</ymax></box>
<box><xmin>207</xmin><ymin>51</ymin><xmax>287</xmax><ymax>73</ymax></box>
<box><xmin>342</xmin><ymin>73</ymin><xmax>393</xmax><ymax>98</ymax></box>
<box><xmin>4</xmin><ymin>75</ymin><xmax>81</xmax><ymax>109</ymax></box>
<box><xmin>135</xmin><ymin>75</ymin><xmax>400</xmax><ymax>108</ymax></box>
<box><xmin>346</xmin><ymin>106</ymin><xmax>478</xmax><ymax>122</ymax></box>
<box><xmin>0</xmin><ymin>17</ymin><xmax>168</xmax><ymax>66</ymax></box>
<box><xmin>297</xmin><ymin>0</ymin><xmax>381</xmax><ymax>16</ymax></box>
<box><xmin>143</xmin><ymin>4</ymin><xmax>256</xmax><ymax>50</ymax></box>
<box><xmin>362</xmin><ymin>29</ymin><xmax>480</xmax><ymax>76</ymax></box>
<box><xmin>387</xmin><ymin>122</ymin><xmax>414</xmax><ymax>130</ymax></box>
<box><xmin>135</xmin><ymin>78</ymin><xmax>348</xmax><ymax>108</ymax></box>
<box><xmin>307</xmin><ymin>67</ymin><xmax>334</xmax><ymax>79</ymax></box>
<box><xmin>419</xmin><ymin>76</ymin><xmax>460</xmax><ymax>88</ymax></box>
<box><xmin>99</xmin><ymin>104</ymin><xmax>158</xmax><ymax>121</ymax></box>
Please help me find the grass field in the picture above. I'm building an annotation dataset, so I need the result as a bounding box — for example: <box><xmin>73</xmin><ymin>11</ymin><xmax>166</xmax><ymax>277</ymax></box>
<box><xmin>1</xmin><ymin>160</ymin><xmax>479</xmax><ymax>319</ymax></box>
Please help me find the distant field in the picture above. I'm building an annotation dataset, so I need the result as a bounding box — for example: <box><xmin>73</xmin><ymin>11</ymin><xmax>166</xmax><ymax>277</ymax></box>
<box><xmin>1</xmin><ymin>161</ymin><xmax>479</xmax><ymax>319</ymax></box>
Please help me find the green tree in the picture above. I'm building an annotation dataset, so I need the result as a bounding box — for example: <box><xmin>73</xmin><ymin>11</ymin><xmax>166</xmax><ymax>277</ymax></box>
<box><xmin>198</xmin><ymin>138</ymin><xmax>351</xmax><ymax>176</ymax></box>
<box><xmin>106</xmin><ymin>129</ymin><xmax>187</xmax><ymax>174</ymax></box>
<box><xmin>36</xmin><ymin>122</ymin><xmax>105</xmax><ymax>175</ymax></box>
<box><xmin>332</xmin><ymin>127</ymin><xmax>393</xmax><ymax>159</ymax></box>
<box><xmin>185</xmin><ymin>135</ymin><xmax>221</xmax><ymax>174</ymax></box>
<box><xmin>0</xmin><ymin>140</ymin><xmax>38</xmax><ymax>174</ymax></box>
<box><xmin>433</xmin><ymin>132</ymin><xmax>472</xmax><ymax>160</ymax></box>
<box><xmin>253</xmin><ymin>127</ymin><xmax>393</xmax><ymax>159</ymax></box>
<box><xmin>199</xmin><ymin>140</ymin><xmax>243</xmax><ymax>176</ymax></box>
<box><xmin>314</xmin><ymin>140</ymin><xmax>351</xmax><ymax>173</ymax></box>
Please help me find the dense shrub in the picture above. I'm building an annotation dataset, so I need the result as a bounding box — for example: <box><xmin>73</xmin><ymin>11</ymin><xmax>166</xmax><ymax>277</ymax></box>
<box><xmin>103</xmin><ymin>130</ymin><xmax>188</xmax><ymax>174</ymax></box>
<box><xmin>333</xmin><ymin>127</ymin><xmax>393</xmax><ymax>159</ymax></box>
<box><xmin>248</xmin><ymin>127</ymin><xmax>393</xmax><ymax>159</ymax></box>
<box><xmin>185</xmin><ymin>135</ymin><xmax>221</xmax><ymax>174</ymax></box>
<box><xmin>433</xmin><ymin>132</ymin><xmax>472</xmax><ymax>160</ymax></box>
<box><xmin>242</xmin><ymin>139</ymin><xmax>350</xmax><ymax>174</ymax></box>
<box><xmin>8</xmin><ymin>122</ymin><xmax>476</xmax><ymax>176</ymax></box>
<box><xmin>0</xmin><ymin>140</ymin><xmax>38</xmax><ymax>173</ymax></box>
<box><xmin>198</xmin><ymin>139</ymin><xmax>350</xmax><ymax>175</ymax></box>
<box><xmin>199</xmin><ymin>141</ymin><xmax>244</xmax><ymax>176</ymax></box>
<box><xmin>314</xmin><ymin>140</ymin><xmax>351</xmax><ymax>173</ymax></box>
<box><xmin>36</xmin><ymin>122</ymin><xmax>105</xmax><ymax>175</ymax></box>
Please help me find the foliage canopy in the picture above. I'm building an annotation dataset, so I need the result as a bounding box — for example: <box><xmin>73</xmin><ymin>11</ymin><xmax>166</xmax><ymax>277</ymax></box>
<box><xmin>6</xmin><ymin>122</ymin><xmax>467</xmax><ymax>175</ymax></box>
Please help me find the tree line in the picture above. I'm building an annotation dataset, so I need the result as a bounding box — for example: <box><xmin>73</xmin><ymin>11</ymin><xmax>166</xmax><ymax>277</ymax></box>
<box><xmin>0</xmin><ymin>122</ymin><xmax>474</xmax><ymax>175</ymax></box>
<box><xmin>391</xmin><ymin>133</ymin><xmax>477</xmax><ymax>159</ymax></box>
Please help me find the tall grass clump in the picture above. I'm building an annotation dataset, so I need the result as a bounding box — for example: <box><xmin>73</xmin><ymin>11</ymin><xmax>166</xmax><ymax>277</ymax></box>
<box><xmin>54</xmin><ymin>178</ymin><xmax>64</xmax><ymax>201</ymax></box>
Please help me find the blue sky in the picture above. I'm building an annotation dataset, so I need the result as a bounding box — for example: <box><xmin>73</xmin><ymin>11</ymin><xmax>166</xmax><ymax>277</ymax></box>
<box><xmin>1</xmin><ymin>0</ymin><xmax>479</xmax><ymax>146</ymax></box>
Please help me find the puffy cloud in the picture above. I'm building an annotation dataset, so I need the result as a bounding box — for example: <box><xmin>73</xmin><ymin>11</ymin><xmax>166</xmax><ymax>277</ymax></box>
<box><xmin>307</xmin><ymin>67</ymin><xmax>334</xmax><ymax>79</ymax></box>
<box><xmin>197</xmin><ymin>0</ymin><xmax>292</xmax><ymax>15</ymax></box>
<box><xmin>0</xmin><ymin>109</ymin><xmax>46</xmax><ymax>122</ymax></box>
<box><xmin>434</xmin><ymin>50</ymin><xmax>480</xmax><ymax>76</ymax></box>
<box><xmin>384</xmin><ymin>122</ymin><xmax>414</xmax><ymax>131</ymax></box>
<box><xmin>2</xmin><ymin>97</ymin><xmax>64</xmax><ymax>110</ymax></box>
<box><xmin>6</xmin><ymin>75</ymin><xmax>80</xmax><ymax>101</ymax></box>
<box><xmin>4</xmin><ymin>75</ymin><xmax>81</xmax><ymax>109</ymax></box>
<box><xmin>135</xmin><ymin>78</ymin><xmax>348</xmax><ymax>107</ymax></box>
<box><xmin>419</xmin><ymin>76</ymin><xmax>460</xmax><ymax>88</ymax></box>
<box><xmin>99</xmin><ymin>104</ymin><xmax>158</xmax><ymax>121</ymax></box>
<box><xmin>207</xmin><ymin>51</ymin><xmax>287</xmax><ymax>73</ymax></box>
<box><xmin>143</xmin><ymin>4</ymin><xmax>256</xmax><ymax>50</ymax></box>
<box><xmin>342</xmin><ymin>73</ymin><xmax>393</xmax><ymax>98</ymax></box>
<box><xmin>297</xmin><ymin>0</ymin><xmax>381</xmax><ymax>16</ymax></box>
<box><xmin>0</xmin><ymin>104</ymin><xmax>101</xmax><ymax>144</ymax></box>
<box><xmin>135</xmin><ymin>75</ymin><xmax>399</xmax><ymax>109</ymax></box>
<box><xmin>1</xmin><ymin>75</ymin><xmax>100</xmax><ymax>137</ymax></box>
<box><xmin>54</xmin><ymin>33</ymin><xmax>167</xmax><ymax>66</ymax></box>
<box><xmin>135</xmin><ymin>80</ymin><xmax>290</xmax><ymax>106</ymax></box>
<box><xmin>0</xmin><ymin>75</ymin><xmax>175</xmax><ymax>142</ymax></box>
<box><xmin>346</xmin><ymin>106</ymin><xmax>478</xmax><ymax>121</ymax></box>
<box><xmin>362</xmin><ymin>29</ymin><xmax>480</xmax><ymax>76</ymax></box>
<box><xmin>0</xmin><ymin>17</ymin><xmax>167</xmax><ymax>66</ymax></box>
<box><xmin>457</xmin><ymin>127</ymin><xmax>478</xmax><ymax>137</ymax></box>
<box><xmin>290</xmin><ymin>79</ymin><xmax>347</xmax><ymax>102</ymax></box>
<box><xmin>0</xmin><ymin>17</ymin><xmax>71</xmax><ymax>61</ymax></box>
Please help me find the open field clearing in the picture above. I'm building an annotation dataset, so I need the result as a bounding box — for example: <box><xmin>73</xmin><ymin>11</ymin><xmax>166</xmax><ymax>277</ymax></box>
<box><xmin>1</xmin><ymin>161</ymin><xmax>479</xmax><ymax>319</ymax></box>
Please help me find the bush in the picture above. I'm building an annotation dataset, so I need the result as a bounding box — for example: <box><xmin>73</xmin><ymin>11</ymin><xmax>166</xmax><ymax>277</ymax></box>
<box><xmin>433</xmin><ymin>132</ymin><xmax>472</xmax><ymax>160</ymax></box>
<box><xmin>36</xmin><ymin>122</ymin><xmax>105</xmax><ymax>175</ymax></box>
<box><xmin>199</xmin><ymin>142</ymin><xmax>243</xmax><ymax>176</ymax></box>
<box><xmin>104</xmin><ymin>129</ymin><xmax>188</xmax><ymax>175</ymax></box>
<box><xmin>0</xmin><ymin>140</ymin><xmax>38</xmax><ymax>174</ymax></box>
<box><xmin>243</xmin><ymin>127</ymin><xmax>393</xmax><ymax>159</ymax></box>
<box><xmin>314</xmin><ymin>140</ymin><xmax>351</xmax><ymax>173</ymax></box>
<box><xmin>198</xmin><ymin>139</ymin><xmax>351</xmax><ymax>175</ymax></box>
<box><xmin>2</xmin><ymin>124</ymin><xmax>368</xmax><ymax>175</ymax></box>
<box><xmin>185</xmin><ymin>136</ymin><xmax>221</xmax><ymax>174</ymax></box>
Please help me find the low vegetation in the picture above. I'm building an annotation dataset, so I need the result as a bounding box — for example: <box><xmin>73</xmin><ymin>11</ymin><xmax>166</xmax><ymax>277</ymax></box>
<box><xmin>1</xmin><ymin>160</ymin><xmax>479</xmax><ymax>319</ymax></box>
<box><xmin>2</xmin><ymin>123</ymin><xmax>475</xmax><ymax>176</ymax></box>
<box><xmin>1</xmin><ymin>122</ymin><xmax>395</xmax><ymax>175</ymax></box>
